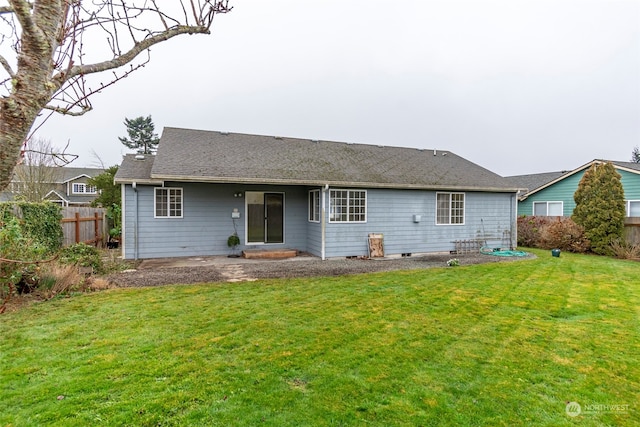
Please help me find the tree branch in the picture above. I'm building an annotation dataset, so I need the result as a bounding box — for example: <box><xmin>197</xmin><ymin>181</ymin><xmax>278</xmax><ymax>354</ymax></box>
<box><xmin>0</xmin><ymin>0</ymin><xmax>233</xmax><ymax>193</ymax></box>
<box><xmin>0</xmin><ymin>54</ymin><xmax>15</xmax><ymax>77</ymax></box>
<box><xmin>42</xmin><ymin>103</ymin><xmax>91</xmax><ymax>116</ymax></box>
<box><xmin>8</xmin><ymin>0</ymin><xmax>39</xmax><ymax>43</ymax></box>
<box><xmin>62</xmin><ymin>24</ymin><xmax>210</xmax><ymax>80</ymax></box>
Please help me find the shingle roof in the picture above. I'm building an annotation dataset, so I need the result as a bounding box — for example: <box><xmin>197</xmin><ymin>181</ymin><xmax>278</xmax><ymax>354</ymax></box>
<box><xmin>11</xmin><ymin>165</ymin><xmax>104</xmax><ymax>183</ymax></box>
<box><xmin>504</xmin><ymin>171</ymin><xmax>569</xmax><ymax>195</ymax></box>
<box><xmin>506</xmin><ymin>159</ymin><xmax>640</xmax><ymax>200</ymax></box>
<box><xmin>609</xmin><ymin>160</ymin><xmax>640</xmax><ymax>172</ymax></box>
<box><xmin>114</xmin><ymin>154</ymin><xmax>156</xmax><ymax>183</ymax></box>
<box><xmin>116</xmin><ymin>127</ymin><xmax>518</xmax><ymax>192</ymax></box>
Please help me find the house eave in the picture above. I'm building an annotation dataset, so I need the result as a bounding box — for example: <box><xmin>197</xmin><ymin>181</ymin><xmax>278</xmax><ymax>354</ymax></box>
<box><xmin>114</xmin><ymin>178</ymin><xmax>164</xmax><ymax>185</ymax></box>
<box><xmin>149</xmin><ymin>174</ymin><xmax>519</xmax><ymax>193</ymax></box>
<box><xmin>62</xmin><ymin>174</ymin><xmax>92</xmax><ymax>184</ymax></box>
<box><xmin>519</xmin><ymin>159</ymin><xmax>640</xmax><ymax>201</ymax></box>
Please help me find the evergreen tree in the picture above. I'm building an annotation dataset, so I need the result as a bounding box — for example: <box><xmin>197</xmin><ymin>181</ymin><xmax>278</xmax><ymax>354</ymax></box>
<box><xmin>572</xmin><ymin>162</ymin><xmax>626</xmax><ymax>255</ymax></box>
<box><xmin>118</xmin><ymin>116</ymin><xmax>160</xmax><ymax>154</ymax></box>
<box><xmin>88</xmin><ymin>165</ymin><xmax>122</xmax><ymax>240</ymax></box>
<box><xmin>88</xmin><ymin>166</ymin><xmax>120</xmax><ymax>208</ymax></box>
<box><xmin>632</xmin><ymin>146</ymin><xmax>640</xmax><ymax>163</ymax></box>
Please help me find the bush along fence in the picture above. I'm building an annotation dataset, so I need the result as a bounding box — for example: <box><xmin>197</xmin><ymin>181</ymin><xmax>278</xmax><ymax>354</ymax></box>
<box><xmin>517</xmin><ymin>215</ymin><xmax>640</xmax><ymax>257</ymax></box>
<box><xmin>0</xmin><ymin>202</ymin><xmax>63</xmax><ymax>253</ymax></box>
<box><xmin>60</xmin><ymin>207</ymin><xmax>107</xmax><ymax>247</ymax></box>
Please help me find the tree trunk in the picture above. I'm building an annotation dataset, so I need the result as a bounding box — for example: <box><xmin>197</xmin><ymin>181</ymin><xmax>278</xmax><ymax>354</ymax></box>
<box><xmin>0</xmin><ymin>0</ymin><xmax>63</xmax><ymax>190</ymax></box>
<box><xmin>0</xmin><ymin>102</ymin><xmax>35</xmax><ymax>191</ymax></box>
<box><xmin>0</xmin><ymin>1</ymin><xmax>230</xmax><ymax>191</ymax></box>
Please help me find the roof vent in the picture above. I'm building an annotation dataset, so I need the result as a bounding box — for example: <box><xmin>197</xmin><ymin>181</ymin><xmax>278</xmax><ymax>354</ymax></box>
<box><xmin>433</xmin><ymin>150</ymin><xmax>437</xmax><ymax>156</ymax></box>
<box><xmin>219</xmin><ymin>131</ymin><xmax>229</xmax><ymax>135</ymax></box>
<box><xmin>274</xmin><ymin>136</ymin><xmax>283</xmax><ymax>140</ymax></box>
<box><xmin>134</xmin><ymin>154</ymin><xmax>145</xmax><ymax>160</ymax></box>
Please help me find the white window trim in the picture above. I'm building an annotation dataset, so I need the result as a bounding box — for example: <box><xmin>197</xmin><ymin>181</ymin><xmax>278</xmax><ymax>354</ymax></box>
<box><xmin>154</xmin><ymin>187</ymin><xmax>184</xmax><ymax>219</ymax></box>
<box><xmin>533</xmin><ymin>201</ymin><xmax>563</xmax><ymax>217</ymax></box>
<box><xmin>436</xmin><ymin>192</ymin><xmax>465</xmax><ymax>225</ymax></box>
<box><xmin>71</xmin><ymin>183</ymin><xmax>97</xmax><ymax>195</ymax></box>
<box><xmin>308</xmin><ymin>189</ymin><xmax>320</xmax><ymax>223</ymax></box>
<box><xmin>627</xmin><ymin>200</ymin><xmax>640</xmax><ymax>217</ymax></box>
<box><xmin>328</xmin><ymin>189</ymin><xmax>367</xmax><ymax>223</ymax></box>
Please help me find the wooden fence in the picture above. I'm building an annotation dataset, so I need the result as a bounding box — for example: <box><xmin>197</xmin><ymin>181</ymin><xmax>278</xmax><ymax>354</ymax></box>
<box><xmin>60</xmin><ymin>207</ymin><xmax>107</xmax><ymax>247</ymax></box>
<box><xmin>624</xmin><ymin>218</ymin><xmax>640</xmax><ymax>246</ymax></box>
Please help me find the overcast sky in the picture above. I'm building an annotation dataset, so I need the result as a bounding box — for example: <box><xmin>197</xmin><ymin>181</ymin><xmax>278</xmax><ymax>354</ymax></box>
<box><xmin>34</xmin><ymin>0</ymin><xmax>639</xmax><ymax>176</ymax></box>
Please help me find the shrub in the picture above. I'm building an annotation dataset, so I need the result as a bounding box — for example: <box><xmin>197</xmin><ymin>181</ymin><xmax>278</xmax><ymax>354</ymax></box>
<box><xmin>0</xmin><ymin>202</ymin><xmax>62</xmax><ymax>253</ymax></box>
<box><xmin>0</xmin><ymin>217</ymin><xmax>48</xmax><ymax>312</ymax></box>
<box><xmin>517</xmin><ymin>215</ymin><xmax>547</xmax><ymax>247</ymax></box>
<box><xmin>539</xmin><ymin>217</ymin><xmax>590</xmax><ymax>253</ymax></box>
<box><xmin>610</xmin><ymin>239</ymin><xmax>640</xmax><ymax>260</ymax></box>
<box><xmin>59</xmin><ymin>243</ymin><xmax>105</xmax><ymax>274</ymax></box>
<box><xmin>517</xmin><ymin>216</ymin><xmax>590</xmax><ymax>253</ymax></box>
<box><xmin>39</xmin><ymin>264</ymin><xmax>86</xmax><ymax>297</ymax></box>
<box><xmin>573</xmin><ymin>162</ymin><xmax>626</xmax><ymax>255</ymax></box>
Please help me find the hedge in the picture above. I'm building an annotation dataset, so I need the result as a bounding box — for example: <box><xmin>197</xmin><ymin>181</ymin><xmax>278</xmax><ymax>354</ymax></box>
<box><xmin>0</xmin><ymin>202</ymin><xmax>63</xmax><ymax>253</ymax></box>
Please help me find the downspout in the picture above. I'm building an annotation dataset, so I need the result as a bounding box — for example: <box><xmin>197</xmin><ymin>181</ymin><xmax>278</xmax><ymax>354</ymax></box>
<box><xmin>321</xmin><ymin>184</ymin><xmax>328</xmax><ymax>260</ymax></box>
<box><xmin>512</xmin><ymin>192</ymin><xmax>518</xmax><ymax>249</ymax></box>
<box><xmin>132</xmin><ymin>182</ymin><xmax>139</xmax><ymax>260</ymax></box>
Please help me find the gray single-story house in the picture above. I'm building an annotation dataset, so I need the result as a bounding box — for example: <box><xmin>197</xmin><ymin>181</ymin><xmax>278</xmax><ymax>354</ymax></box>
<box><xmin>114</xmin><ymin>127</ymin><xmax>520</xmax><ymax>260</ymax></box>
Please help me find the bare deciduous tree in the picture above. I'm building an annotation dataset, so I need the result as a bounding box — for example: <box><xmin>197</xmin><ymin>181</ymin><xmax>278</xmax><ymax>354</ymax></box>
<box><xmin>0</xmin><ymin>0</ymin><xmax>232</xmax><ymax>190</ymax></box>
<box><xmin>12</xmin><ymin>137</ymin><xmax>65</xmax><ymax>202</ymax></box>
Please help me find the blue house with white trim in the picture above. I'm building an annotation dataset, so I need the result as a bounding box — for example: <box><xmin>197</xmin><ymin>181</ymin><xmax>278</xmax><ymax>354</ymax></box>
<box><xmin>114</xmin><ymin>127</ymin><xmax>519</xmax><ymax>260</ymax></box>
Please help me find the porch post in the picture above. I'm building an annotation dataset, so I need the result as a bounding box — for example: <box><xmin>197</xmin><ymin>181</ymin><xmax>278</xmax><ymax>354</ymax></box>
<box><xmin>321</xmin><ymin>184</ymin><xmax>328</xmax><ymax>260</ymax></box>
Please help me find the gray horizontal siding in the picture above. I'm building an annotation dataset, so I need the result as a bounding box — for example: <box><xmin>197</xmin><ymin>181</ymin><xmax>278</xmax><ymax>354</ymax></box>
<box><xmin>122</xmin><ymin>183</ymin><xmax>516</xmax><ymax>260</ymax></box>
<box><xmin>122</xmin><ymin>183</ymin><xmax>309</xmax><ymax>259</ymax></box>
<box><xmin>323</xmin><ymin>189</ymin><xmax>515</xmax><ymax>257</ymax></box>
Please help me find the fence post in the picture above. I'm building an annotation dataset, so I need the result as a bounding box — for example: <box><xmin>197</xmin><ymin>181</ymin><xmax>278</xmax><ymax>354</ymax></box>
<box><xmin>75</xmin><ymin>212</ymin><xmax>81</xmax><ymax>243</ymax></box>
<box><xmin>94</xmin><ymin>212</ymin><xmax>100</xmax><ymax>247</ymax></box>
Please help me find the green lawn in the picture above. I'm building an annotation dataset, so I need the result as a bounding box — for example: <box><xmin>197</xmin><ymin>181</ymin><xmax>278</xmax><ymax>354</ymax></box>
<box><xmin>1</xmin><ymin>249</ymin><xmax>639</xmax><ymax>426</ymax></box>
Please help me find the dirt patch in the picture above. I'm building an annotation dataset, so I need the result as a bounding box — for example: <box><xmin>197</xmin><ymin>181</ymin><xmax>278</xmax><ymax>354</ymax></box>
<box><xmin>106</xmin><ymin>252</ymin><xmax>535</xmax><ymax>288</ymax></box>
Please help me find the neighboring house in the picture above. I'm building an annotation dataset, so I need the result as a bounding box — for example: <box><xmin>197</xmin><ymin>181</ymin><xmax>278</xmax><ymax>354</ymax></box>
<box><xmin>114</xmin><ymin>127</ymin><xmax>520</xmax><ymax>260</ymax></box>
<box><xmin>506</xmin><ymin>160</ymin><xmax>640</xmax><ymax>217</ymax></box>
<box><xmin>0</xmin><ymin>165</ymin><xmax>105</xmax><ymax>206</ymax></box>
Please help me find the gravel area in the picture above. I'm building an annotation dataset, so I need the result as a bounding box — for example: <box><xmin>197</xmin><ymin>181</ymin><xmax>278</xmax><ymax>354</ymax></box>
<box><xmin>107</xmin><ymin>252</ymin><xmax>536</xmax><ymax>288</ymax></box>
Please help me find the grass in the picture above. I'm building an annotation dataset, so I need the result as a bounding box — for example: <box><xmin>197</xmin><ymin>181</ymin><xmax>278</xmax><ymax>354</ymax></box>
<box><xmin>1</xmin><ymin>248</ymin><xmax>639</xmax><ymax>426</ymax></box>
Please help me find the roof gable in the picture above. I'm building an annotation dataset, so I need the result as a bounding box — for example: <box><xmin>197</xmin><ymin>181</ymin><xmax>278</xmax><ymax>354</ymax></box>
<box><xmin>120</xmin><ymin>127</ymin><xmax>516</xmax><ymax>192</ymax></box>
<box><xmin>512</xmin><ymin>160</ymin><xmax>640</xmax><ymax>200</ymax></box>
<box><xmin>62</xmin><ymin>174</ymin><xmax>91</xmax><ymax>184</ymax></box>
<box><xmin>43</xmin><ymin>190</ymin><xmax>68</xmax><ymax>202</ymax></box>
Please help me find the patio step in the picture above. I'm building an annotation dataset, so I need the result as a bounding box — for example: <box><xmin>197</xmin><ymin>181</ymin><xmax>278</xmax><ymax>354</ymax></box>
<box><xmin>242</xmin><ymin>249</ymin><xmax>298</xmax><ymax>260</ymax></box>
